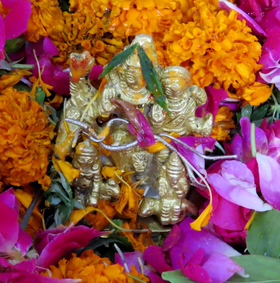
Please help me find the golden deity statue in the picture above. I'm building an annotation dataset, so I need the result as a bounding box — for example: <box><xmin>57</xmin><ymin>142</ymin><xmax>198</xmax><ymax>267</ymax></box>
<box><xmin>55</xmin><ymin>34</ymin><xmax>215</xmax><ymax>226</ymax></box>
<box><xmin>72</xmin><ymin>139</ymin><xmax>120</xmax><ymax>206</ymax></box>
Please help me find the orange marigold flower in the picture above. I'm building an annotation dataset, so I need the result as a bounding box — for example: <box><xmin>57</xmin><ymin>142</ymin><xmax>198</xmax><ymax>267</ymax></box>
<box><xmin>162</xmin><ymin>0</ymin><xmax>262</xmax><ymax>94</ymax></box>
<box><xmin>236</xmin><ymin>82</ymin><xmax>273</xmax><ymax>106</ymax></box>
<box><xmin>0</xmin><ymin>70</ymin><xmax>31</xmax><ymax>91</ymax></box>
<box><xmin>25</xmin><ymin>0</ymin><xmax>64</xmax><ymax>42</ymax></box>
<box><xmin>0</xmin><ymin>87</ymin><xmax>55</xmax><ymax>186</ymax></box>
<box><xmin>41</xmin><ymin>250</ymin><xmax>150</xmax><ymax>283</ymax></box>
<box><xmin>211</xmin><ymin>106</ymin><xmax>235</xmax><ymax>141</ymax></box>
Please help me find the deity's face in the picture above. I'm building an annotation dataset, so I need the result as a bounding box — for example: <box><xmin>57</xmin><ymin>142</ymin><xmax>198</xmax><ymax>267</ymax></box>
<box><xmin>124</xmin><ymin>66</ymin><xmax>146</xmax><ymax>91</ymax></box>
<box><xmin>73</xmin><ymin>155</ymin><xmax>96</xmax><ymax>171</ymax></box>
<box><xmin>131</xmin><ymin>151</ymin><xmax>149</xmax><ymax>173</ymax></box>
<box><xmin>162</xmin><ymin>76</ymin><xmax>188</xmax><ymax>99</ymax></box>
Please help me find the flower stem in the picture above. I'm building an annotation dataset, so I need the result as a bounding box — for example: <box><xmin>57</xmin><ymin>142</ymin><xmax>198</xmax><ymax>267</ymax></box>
<box><xmin>11</xmin><ymin>63</ymin><xmax>34</xmax><ymax>69</ymax></box>
<box><xmin>250</xmin><ymin>122</ymin><xmax>256</xmax><ymax>158</ymax></box>
<box><xmin>20</xmin><ymin>188</ymin><xmax>42</xmax><ymax>230</ymax></box>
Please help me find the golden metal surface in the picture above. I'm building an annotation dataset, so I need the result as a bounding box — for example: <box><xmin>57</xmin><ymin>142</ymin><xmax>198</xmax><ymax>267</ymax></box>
<box><xmin>55</xmin><ymin>34</ymin><xmax>213</xmax><ymax>225</ymax></box>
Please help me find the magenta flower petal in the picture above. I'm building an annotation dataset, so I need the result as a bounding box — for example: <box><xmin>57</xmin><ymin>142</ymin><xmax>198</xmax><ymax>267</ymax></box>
<box><xmin>166</xmin><ymin>218</ymin><xmax>241</xmax><ymax>270</ymax></box>
<box><xmin>162</xmin><ymin>224</ymin><xmax>182</xmax><ymax>252</ymax></box>
<box><xmin>115</xmin><ymin>250</ymin><xmax>144</xmax><ymax>273</ymax></box>
<box><xmin>143</xmin><ymin>246</ymin><xmax>173</xmax><ymax>274</ymax></box>
<box><xmin>231</xmin><ymin>117</ymin><xmax>268</xmax><ymax>163</ymax></box>
<box><xmin>89</xmin><ymin>65</ymin><xmax>103</xmax><ymax>81</ymax></box>
<box><xmin>172</xmin><ymin>136</ymin><xmax>216</xmax><ymax>174</ymax></box>
<box><xmin>0</xmin><ymin>15</ymin><xmax>5</xmax><ymax>60</ymax></box>
<box><xmin>179</xmin><ymin>249</ymin><xmax>212</xmax><ymax>283</ymax></box>
<box><xmin>1</xmin><ymin>0</ymin><xmax>19</xmax><ymax>8</ymax></box>
<box><xmin>15</xmin><ymin>228</ymin><xmax>33</xmax><ymax>256</ymax></box>
<box><xmin>0</xmin><ymin>187</ymin><xmax>19</xmax><ymax>212</ymax></box>
<box><xmin>3</xmin><ymin>0</ymin><xmax>31</xmax><ymax>39</ymax></box>
<box><xmin>35</xmin><ymin>226</ymin><xmax>103</xmax><ymax>268</ymax></box>
<box><xmin>145</xmin><ymin>270</ymin><xmax>169</xmax><ymax>283</ymax></box>
<box><xmin>210</xmin><ymin>189</ymin><xmax>251</xmax><ymax>231</ymax></box>
<box><xmin>196</xmin><ymin>86</ymin><xmax>228</xmax><ymax>117</ymax></box>
<box><xmin>0</xmin><ymin>201</ymin><xmax>19</xmax><ymax>253</ymax></box>
<box><xmin>257</xmin><ymin>153</ymin><xmax>280</xmax><ymax>210</ymax></box>
<box><xmin>128</xmin><ymin>109</ymin><xmax>155</xmax><ymax>147</ymax></box>
<box><xmin>202</xmin><ymin>252</ymin><xmax>246</xmax><ymax>283</ymax></box>
<box><xmin>219</xmin><ymin>0</ymin><xmax>267</xmax><ymax>37</ymax></box>
<box><xmin>207</xmin><ymin>160</ymin><xmax>272</xmax><ymax>211</ymax></box>
<box><xmin>43</xmin><ymin>37</ymin><xmax>59</xmax><ymax>57</ymax></box>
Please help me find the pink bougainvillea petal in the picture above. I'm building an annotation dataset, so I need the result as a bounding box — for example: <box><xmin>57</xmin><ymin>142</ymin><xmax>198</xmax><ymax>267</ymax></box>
<box><xmin>143</xmin><ymin>246</ymin><xmax>173</xmax><ymax>274</ymax></box>
<box><xmin>1</xmin><ymin>0</ymin><xmax>19</xmax><ymax>8</ymax></box>
<box><xmin>0</xmin><ymin>201</ymin><xmax>19</xmax><ymax>253</ymax></box>
<box><xmin>43</xmin><ymin>37</ymin><xmax>59</xmax><ymax>56</ymax></box>
<box><xmin>115</xmin><ymin>250</ymin><xmax>144</xmax><ymax>273</ymax></box>
<box><xmin>167</xmin><ymin>217</ymin><xmax>241</xmax><ymax>270</ymax></box>
<box><xmin>196</xmin><ymin>86</ymin><xmax>228</xmax><ymax>117</ymax></box>
<box><xmin>207</xmin><ymin>160</ymin><xmax>272</xmax><ymax>211</ymax></box>
<box><xmin>15</xmin><ymin>228</ymin><xmax>33</xmax><ymax>256</ymax></box>
<box><xmin>35</xmin><ymin>226</ymin><xmax>104</xmax><ymax>268</ymax></box>
<box><xmin>3</xmin><ymin>0</ymin><xmax>31</xmax><ymax>39</ymax></box>
<box><xmin>0</xmin><ymin>187</ymin><xmax>19</xmax><ymax>212</ymax></box>
<box><xmin>89</xmin><ymin>65</ymin><xmax>103</xmax><ymax>81</ymax></box>
<box><xmin>203</xmin><ymin>252</ymin><xmax>247</xmax><ymax>283</ymax></box>
<box><xmin>0</xmin><ymin>15</ymin><xmax>5</xmax><ymax>60</ymax></box>
<box><xmin>256</xmin><ymin>153</ymin><xmax>280</xmax><ymax>210</ymax></box>
<box><xmin>162</xmin><ymin>224</ymin><xmax>182</xmax><ymax>252</ymax></box>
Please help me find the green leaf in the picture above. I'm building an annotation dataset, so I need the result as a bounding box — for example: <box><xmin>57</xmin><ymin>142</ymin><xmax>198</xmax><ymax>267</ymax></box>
<box><xmin>228</xmin><ymin>255</ymin><xmax>280</xmax><ymax>282</ymax></box>
<box><xmin>250</xmin><ymin>104</ymin><xmax>269</xmax><ymax>122</ymax></box>
<box><xmin>14</xmin><ymin>83</ymin><xmax>31</xmax><ymax>92</ymax></box>
<box><xmin>137</xmin><ymin>45</ymin><xmax>168</xmax><ymax>112</ymax></box>
<box><xmin>5</xmin><ymin>35</ymin><xmax>25</xmax><ymax>54</ymax></box>
<box><xmin>241</xmin><ymin>104</ymin><xmax>252</xmax><ymax>118</ymax></box>
<box><xmin>0</xmin><ymin>60</ymin><xmax>12</xmax><ymax>71</ymax></box>
<box><xmin>47</xmin><ymin>195</ymin><xmax>61</xmax><ymax>206</ymax></box>
<box><xmin>56</xmin><ymin>170</ymin><xmax>72</xmax><ymax>197</ymax></box>
<box><xmin>162</xmin><ymin>270</ymin><xmax>194</xmax><ymax>283</ymax></box>
<box><xmin>98</xmin><ymin>44</ymin><xmax>138</xmax><ymax>79</ymax></box>
<box><xmin>44</xmin><ymin>105</ymin><xmax>59</xmax><ymax>124</ymax></box>
<box><xmin>35</xmin><ymin>87</ymin><xmax>46</xmax><ymax>106</ymax></box>
<box><xmin>246</xmin><ymin>210</ymin><xmax>280</xmax><ymax>258</ymax></box>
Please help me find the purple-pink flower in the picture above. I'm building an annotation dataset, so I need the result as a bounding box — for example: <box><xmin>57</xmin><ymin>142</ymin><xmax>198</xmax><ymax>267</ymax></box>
<box><xmin>26</xmin><ymin>37</ymin><xmax>70</xmax><ymax>95</ymax></box>
<box><xmin>0</xmin><ymin>0</ymin><xmax>31</xmax><ymax>59</ymax></box>
<box><xmin>143</xmin><ymin>217</ymin><xmax>247</xmax><ymax>283</ymax></box>
<box><xmin>35</xmin><ymin>225</ymin><xmax>104</xmax><ymax>268</ymax></box>
<box><xmin>0</xmin><ymin>188</ymin><xmax>32</xmax><ymax>257</ymax></box>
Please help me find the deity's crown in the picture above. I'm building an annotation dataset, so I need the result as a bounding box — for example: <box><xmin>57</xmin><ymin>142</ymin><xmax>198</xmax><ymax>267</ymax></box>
<box><xmin>166</xmin><ymin>152</ymin><xmax>185</xmax><ymax>177</ymax></box>
<box><xmin>123</xmin><ymin>34</ymin><xmax>159</xmax><ymax>69</ymax></box>
<box><xmin>75</xmin><ymin>139</ymin><xmax>97</xmax><ymax>156</ymax></box>
<box><xmin>161</xmin><ymin>66</ymin><xmax>191</xmax><ymax>82</ymax></box>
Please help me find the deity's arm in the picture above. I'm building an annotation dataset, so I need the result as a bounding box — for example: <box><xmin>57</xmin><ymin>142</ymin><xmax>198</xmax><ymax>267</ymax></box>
<box><xmin>54</xmin><ymin>107</ymin><xmax>81</xmax><ymax>160</ymax></box>
<box><xmin>87</xmin><ymin>86</ymin><xmax>117</xmax><ymax>121</ymax></box>
<box><xmin>187</xmin><ymin>85</ymin><xmax>207</xmax><ymax>106</ymax></box>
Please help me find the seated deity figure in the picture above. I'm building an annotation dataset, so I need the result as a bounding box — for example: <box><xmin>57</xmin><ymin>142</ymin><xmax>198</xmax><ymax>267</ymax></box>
<box><xmin>72</xmin><ymin>139</ymin><xmax>120</xmax><ymax>207</ymax></box>
<box><xmin>148</xmin><ymin>66</ymin><xmax>213</xmax><ymax>136</ymax></box>
<box><xmin>138</xmin><ymin>152</ymin><xmax>197</xmax><ymax>225</ymax></box>
<box><xmin>88</xmin><ymin>34</ymin><xmax>160</xmax><ymax>121</ymax></box>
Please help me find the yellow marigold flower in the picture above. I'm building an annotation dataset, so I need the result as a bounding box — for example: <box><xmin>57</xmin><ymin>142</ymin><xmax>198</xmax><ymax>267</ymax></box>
<box><xmin>0</xmin><ymin>87</ymin><xmax>55</xmax><ymax>186</ymax></box>
<box><xmin>211</xmin><ymin>106</ymin><xmax>235</xmax><ymax>141</ymax></box>
<box><xmin>0</xmin><ymin>70</ymin><xmax>31</xmax><ymax>91</ymax></box>
<box><xmin>41</xmin><ymin>250</ymin><xmax>149</xmax><ymax>283</ymax></box>
<box><xmin>162</xmin><ymin>0</ymin><xmax>262</xmax><ymax>94</ymax></box>
<box><xmin>236</xmin><ymin>82</ymin><xmax>273</xmax><ymax>106</ymax></box>
<box><xmin>25</xmin><ymin>0</ymin><xmax>64</xmax><ymax>42</ymax></box>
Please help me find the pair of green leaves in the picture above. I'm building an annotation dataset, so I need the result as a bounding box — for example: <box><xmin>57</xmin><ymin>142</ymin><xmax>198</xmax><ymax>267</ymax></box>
<box><xmin>99</xmin><ymin>43</ymin><xmax>168</xmax><ymax>112</ymax></box>
<box><xmin>44</xmin><ymin>168</ymin><xmax>84</xmax><ymax>227</ymax></box>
